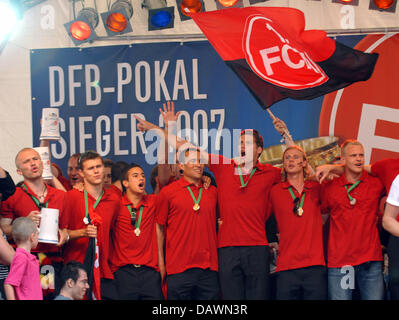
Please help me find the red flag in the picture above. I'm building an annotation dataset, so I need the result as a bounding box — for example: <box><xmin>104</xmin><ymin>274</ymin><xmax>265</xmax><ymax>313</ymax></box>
<box><xmin>191</xmin><ymin>7</ymin><xmax>378</xmax><ymax>108</ymax></box>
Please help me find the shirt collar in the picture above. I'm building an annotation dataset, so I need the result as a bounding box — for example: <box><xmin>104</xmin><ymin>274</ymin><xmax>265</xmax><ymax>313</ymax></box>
<box><xmin>233</xmin><ymin>159</ymin><xmax>264</xmax><ymax>171</ymax></box>
<box><xmin>337</xmin><ymin>170</ymin><xmax>368</xmax><ymax>186</ymax></box>
<box><xmin>16</xmin><ymin>247</ymin><xmax>36</xmax><ymax>260</ymax></box>
<box><xmin>281</xmin><ymin>180</ymin><xmax>313</xmax><ymax>190</ymax></box>
<box><xmin>121</xmin><ymin>194</ymin><xmax>149</xmax><ymax>208</ymax></box>
<box><xmin>21</xmin><ymin>182</ymin><xmax>52</xmax><ymax>202</ymax></box>
<box><xmin>177</xmin><ymin>176</ymin><xmax>204</xmax><ymax>188</ymax></box>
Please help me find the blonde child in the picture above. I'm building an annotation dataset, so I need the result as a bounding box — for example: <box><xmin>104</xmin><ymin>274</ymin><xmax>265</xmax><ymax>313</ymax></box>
<box><xmin>4</xmin><ymin>217</ymin><xmax>42</xmax><ymax>300</ymax></box>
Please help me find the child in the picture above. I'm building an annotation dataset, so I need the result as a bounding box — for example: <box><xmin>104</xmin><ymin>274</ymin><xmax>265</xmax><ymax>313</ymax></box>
<box><xmin>4</xmin><ymin>217</ymin><xmax>42</xmax><ymax>300</ymax></box>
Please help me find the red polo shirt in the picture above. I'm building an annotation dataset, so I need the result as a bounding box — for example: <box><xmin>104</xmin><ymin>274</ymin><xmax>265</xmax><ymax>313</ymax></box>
<box><xmin>60</xmin><ymin>188</ymin><xmax>120</xmax><ymax>279</ymax></box>
<box><xmin>107</xmin><ymin>185</ymin><xmax>123</xmax><ymax>198</ymax></box>
<box><xmin>156</xmin><ymin>177</ymin><xmax>218</xmax><ymax>275</ymax></box>
<box><xmin>208</xmin><ymin>154</ymin><xmax>281</xmax><ymax>248</ymax></box>
<box><xmin>371</xmin><ymin>158</ymin><xmax>399</xmax><ymax>193</ymax></box>
<box><xmin>321</xmin><ymin>170</ymin><xmax>385</xmax><ymax>268</ymax></box>
<box><xmin>0</xmin><ymin>184</ymin><xmax>66</xmax><ymax>253</ymax></box>
<box><xmin>109</xmin><ymin>194</ymin><xmax>159</xmax><ymax>273</ymax></box>
<box><xmin>269</xmin><ymin>180</ymin><xmax>325</xmax><ymax>272</ymax></box>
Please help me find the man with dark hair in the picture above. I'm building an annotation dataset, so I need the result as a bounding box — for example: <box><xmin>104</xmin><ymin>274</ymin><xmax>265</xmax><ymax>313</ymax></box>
<box><xmin>66</xmin><ymin>153</ymin><xmax>82</xmax><ymax>189</ymax></box>
<box><xmin>108</xmin><ymin>161</ymin><xmax>129</xmax><ymax>197</ymax></box>
<box><xmin>103</xmin><ymin>159</ymin><xmax>114</xmax><ymax>189</ymax></box>
<box><xmin>109</xmin><ymin>163</ymin><xmax>163</xmax><ymax>300</ymax></box>
<box><xmin>61</xmin><ymin>150</ymin><xmax>120</xmax><ymax>300</ymax></box>
<box><xmin>54</xmin><ymin>261</ymin><xmax>89</xmax><ymax>300</ymax></box>
<box><xmin>156</xmin><ymin>147</ymin><xmax>219</xmax><ymax>300</ymax></box>
<box><xmin>150</xmin><ymin>165</ymin><xmax>160</xmax><ymax>194</ymax></box>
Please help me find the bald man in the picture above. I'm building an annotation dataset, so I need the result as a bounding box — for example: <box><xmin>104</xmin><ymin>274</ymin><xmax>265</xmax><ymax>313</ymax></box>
<box><xmin>0</xmin><ymin>148</ymin><xmax>68</xmax><ymax>299</ymax></box>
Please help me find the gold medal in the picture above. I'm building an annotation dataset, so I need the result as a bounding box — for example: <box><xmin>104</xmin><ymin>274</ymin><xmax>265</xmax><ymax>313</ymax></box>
<box><xmin>350</xmin><ymin>198</ymin><xmax>356</xmax><ymax>205</ymax></box>
<box><xmin>193</xmin><ymin>203</ymin><xmax>200</xmax><ymax>211</ymax></box>
<box><xmin>134</xmin><ymin>228</ymin><xmax>141</xmax><ymax>237</ymax></box>
<box><xmin>297</xmin><ymin>208</ymin><xmax>303</xmax><ymax>216</ymax></box>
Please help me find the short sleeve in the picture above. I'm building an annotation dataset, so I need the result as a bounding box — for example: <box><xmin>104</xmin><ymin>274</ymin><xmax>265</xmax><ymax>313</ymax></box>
<box><xmin>207</xmin><ymin>154</ymin><xmax>231</xmax><ymax>175</ymax></box>
<box><xmin>387</xmin><ymin>175</ymin><xmax>399</xmax><ymax>207</ymax></box>
<box><xmin>155</xmin><ymin>188</ymin><xmax>170</xmax><ymax>226</ymax></box>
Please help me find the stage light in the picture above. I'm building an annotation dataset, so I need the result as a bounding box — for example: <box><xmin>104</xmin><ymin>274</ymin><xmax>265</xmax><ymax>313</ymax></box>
<box><xmin>332</xmin><ymin>0</ymin><xmax>359</xmax><ymax>5</ymax></box>
<box><xmin>177</xmin><ymin>0</ymin><xmax>205</xmax><ymax>21</ymax></box>
<box><xmin>0</xmin><ymin>1</ymin><xmax>20</xmax><ymax>43</ymax></box>
<box><xmin>215</xmin><ymin>0</ymin><xmax>243</xmax><ymax>9</ymax></box>
<box><xmin>369</xmin><ymin>0</ymin><xmax>397</xmax><ymax>12</ymax></box>
<box><xmin>101</xmin><ymin>0</ymin><xmax>133</xmax><ymax>36</ymax></box>
<box><xmin>64</xmin><ymin>7</ymin><xmax>99</xmax><ymax>45</ymax></box>
<box><xmin>248</xmin><ymin>0</ymin><xmax>270</xmax><ymax>4</ymax></box>
<box><xmin>142</xmin><ymin>0</ymin><xmax>174</xmax><ymax>31</ymax></box>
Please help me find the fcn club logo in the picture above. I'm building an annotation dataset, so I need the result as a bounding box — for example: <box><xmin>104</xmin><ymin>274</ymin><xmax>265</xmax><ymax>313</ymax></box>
<box><xmin>243</xmin><ymin>15</ymin><xmax>329</xmax><ymax>90</ymax></box>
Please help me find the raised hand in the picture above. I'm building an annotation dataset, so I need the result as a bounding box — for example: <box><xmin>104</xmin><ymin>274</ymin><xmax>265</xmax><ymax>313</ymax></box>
<box><xmin>160</xmin><ymin>101</ymin><xmax>181</xmax><ymax>125</ymax></box>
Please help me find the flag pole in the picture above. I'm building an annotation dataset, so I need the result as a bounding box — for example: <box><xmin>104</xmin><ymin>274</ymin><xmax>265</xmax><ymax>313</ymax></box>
<box><xmin>266</xmin><ymin>109</ymin><xmax>293</xmax><ymax>142</ymax></box>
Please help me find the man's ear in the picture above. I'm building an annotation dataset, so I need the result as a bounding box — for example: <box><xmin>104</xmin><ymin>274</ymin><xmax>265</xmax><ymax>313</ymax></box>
<box><xmin>122</xmin><ymin>179</ymin><xmax>129</xmax><ymax>189</ymax></box>
<box><xmin>78</xmin><ymin>169</ymin><xmax>84</xmax><ymax>179</ymax></box>
<box><xmin>256</xmin><ymin>146</ymin><xmax>263</xmax><ymax>158</ymax></box>
<box><xmin>178</xmin><ymin>163</ymin><xmax>184</xmax><ymax>174</ymax></box>
<box><xmin>66</xmin><ymin>278</ymin><xmax>75</xmax><ymax>289</ymax></box>
<box><xmin>16</xmin><ymin>168</ymin><xmax>23</xmax><ymax>176</ymax></box>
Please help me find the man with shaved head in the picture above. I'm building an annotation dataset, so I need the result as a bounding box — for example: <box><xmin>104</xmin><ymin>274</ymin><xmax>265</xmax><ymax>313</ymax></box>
<box><xmin>0</xmin><ymin>147</ymin><xmax>68</xmax><ymax>299</ymax></box>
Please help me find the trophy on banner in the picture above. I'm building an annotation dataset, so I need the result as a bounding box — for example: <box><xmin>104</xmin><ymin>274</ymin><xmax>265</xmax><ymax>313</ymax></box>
<box><xmin>39</xmin><ymin>108</ymin><xmax>60</xmax><ymax>141</ymax></box>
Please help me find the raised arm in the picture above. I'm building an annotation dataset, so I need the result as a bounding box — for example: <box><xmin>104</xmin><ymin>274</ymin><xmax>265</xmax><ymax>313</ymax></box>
<box><xmin>157</xmin><ymin>102</ymin><xmax>181</xmax><ymax>187</ymax></box>
<box><xmin>135</xmin><ymin>101</ymin><xmax>209</xmax><ymax>162</ymax></box>
<box><xmin>315</xmin><ymin>164</ymin><xmax>344</xmax><ymax>183</ymax></box>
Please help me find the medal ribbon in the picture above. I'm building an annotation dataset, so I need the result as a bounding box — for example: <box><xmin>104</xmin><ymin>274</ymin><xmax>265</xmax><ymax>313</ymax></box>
<box><xmin>21</xmin><ymin>183</ymin><xmax>48</xmax><ymax>210</ymax></box>
<box><xmin>187</xmin><ymin>186</ymin><xmax>203</xmax><ymax>208</ymax></box>
<box><xmin>84</xmin><ymin>189</ymin><xmax>104</xmax><ymax>224</ymax></box>
<box><xmin>127</xmin><ymin>205</ymin><xmax>144</xmax><ymax>229</ymax></box>
<box><xmin>237</xmin><ymin>165</ymin><xmax>256</xmax><ymax>188</ymax></box>
<box><xmin>344</xmin><ymin>180</ymin><xmax>361</xmax><ymax>203</ymax></box>
<box><xmin>288</xmin><ymin>187</ymin><xmax>305</xmax><ymax>211</ymax></box>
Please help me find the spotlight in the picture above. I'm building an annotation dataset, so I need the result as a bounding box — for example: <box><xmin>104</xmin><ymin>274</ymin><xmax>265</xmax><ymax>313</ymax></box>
<box><xmin>0</xmin><ymin>1</ymin><xmax>20</xmax><ymax>43</ymax></box>
<box><xmin>142</xmin><ymin>0</ymin><xmax>175</xmax><ymax>31</ymax></box>
<box><xmin>215</xmin><ymin>0</ymin><xmax>243</xmax><ymax>10</ymax></box>
<box><xmin>177</xmin><ymin>0</ymin><xmax>205</xmax><ymax>21</ymax></box>
<box><xmin>101</xmin><ymin>0</ymin><xmax>133</xmax><ymax>36</ymax></box>
<box><xmin>248</xmin><ymin>0</ymin><xmax>270</xmax><ymax>4</ymax></box>
<box><xmin>331</xmin><ymin>0</ymin><xmax>359</xmax><ymax>4</ymax></box>
<box><xmin>369</xmin><ymin>0</ymin><xmax>397</xmax><ymax>12</ymax></box>
<box><xmin>64</xmin><ymin>7</ymin><xmax>99</xmax><ymax>45</ymax></box>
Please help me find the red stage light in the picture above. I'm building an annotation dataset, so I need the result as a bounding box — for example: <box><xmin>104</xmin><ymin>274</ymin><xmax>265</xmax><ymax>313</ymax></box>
<box><xmin>373</xmin><ymin>0</ymin><xmax>394</xmax><ymax>8</ymax></box>
<box><xmin>218</xmin><ymin>0</ymin><xmax>238</xmax><ymax>7</ymax></box>
<box><xmin>106</xmin><ymin>12</ymin><xmax>127</xmax><ymax>32</ymax></box>
<box><xmin>69</xmin><ymin>20</ymin><xmax>91</xmax><ymax>41</ymax></box>
<box><xmin>180</xmin><ymin>0</ymin><xmax>202</xmax><ymax>16</ymax></box>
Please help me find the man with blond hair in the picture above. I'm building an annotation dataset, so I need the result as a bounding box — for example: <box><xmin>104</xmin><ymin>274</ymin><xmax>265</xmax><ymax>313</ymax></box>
<box><xmin>320</xmin><ymin>139</ymin><xmax>385</xmax><ymax>300</ymax></box>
